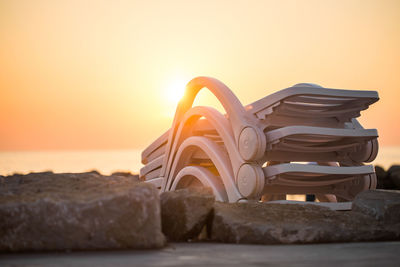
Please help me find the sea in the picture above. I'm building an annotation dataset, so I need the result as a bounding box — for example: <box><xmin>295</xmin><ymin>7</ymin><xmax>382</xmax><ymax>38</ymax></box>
<box><xmin>0</xmin><ymin>147</ymin><xmax>400</xmax><ymax>176</ymax></box>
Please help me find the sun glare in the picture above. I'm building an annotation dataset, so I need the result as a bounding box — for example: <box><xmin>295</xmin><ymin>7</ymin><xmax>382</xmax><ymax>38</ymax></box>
<box><xmin>164</xmin><ymin>78</ymin><xmax>187</xmax><ymax>105</ymax></box>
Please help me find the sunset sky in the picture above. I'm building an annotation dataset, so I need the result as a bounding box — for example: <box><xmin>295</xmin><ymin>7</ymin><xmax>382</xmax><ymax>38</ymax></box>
<box><xmin>0</xmin><ymin>0</ymin><xmax>399</xmax><ymax>151</ymax></box>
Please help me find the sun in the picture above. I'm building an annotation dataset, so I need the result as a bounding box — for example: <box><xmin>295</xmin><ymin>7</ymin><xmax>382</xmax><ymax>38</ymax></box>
<box><xmin>164</xmin><ymin>78</ymin><xmax>187</xmax><ymax>105</ymax></box>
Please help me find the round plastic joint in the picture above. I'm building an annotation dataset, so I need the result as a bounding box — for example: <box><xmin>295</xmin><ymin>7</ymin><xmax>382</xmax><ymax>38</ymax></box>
<box><xmin>238</xmin><ymin>127</ymin><xmax>265</xmax><ymax>161</ymax></box>
<box><xmin>236</xmin><ymin>164</ymin><xmax>265</xmax><ymax>199</ymax></box>
<box><xmin>349</xmin><ymin>139</ymin><xmax>379</xmax><ymax>163</ymax></box>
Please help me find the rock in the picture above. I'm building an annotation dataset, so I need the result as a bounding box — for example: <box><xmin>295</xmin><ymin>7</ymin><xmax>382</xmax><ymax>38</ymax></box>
<box><xmin>375</xmin><ymin>166</ymin><xmax>396</xmax><ymax>189</ymax></box>
<box><xmin>375</xmin><ymin>166</ymin><xmax>388</xmax><ymax>189</ymax></box>
<box><xmin>267</xmin><ymin>200</ymin><xmax>352</xmax><ymax>211</ymax></box>
<box><xmin>161</xmin><ymin>188</ymin><xmax>215</xmax><ymax>241</ymax></box>
<box><xmin>352</xmin><ymin>189</ymin><xmax>400</xmax><ymax>224</ymax></box>
<box><xmin>0</xmin><ymin>172</ymin><xmax>165</xmax><ymax>251</ymax></box>
<box><xmin>387</xmin><ymin>165</ymin><xmax>400</xmax><ymax>189</ymax></box>
<box><xmin>86</xmin><ymin>170</ymin><xmax>101</xmax><ymax>175</ymax></box>
<box><xmin>390</xmin><ymin>170</ymin><xmax>400</xmax><ymax>189</ymax></box>
<box><xmin>211</xmin><ymin>202</ymin><xmax>400</xmax><ymax>244</ymax></box>
<box><xmin>388</xmin><ymin>165</ymin><xmax>400</xmax><ymax>175</ymax></box>
<box><xmin>111</xmin><ymin>171</ymin><xmax>139</xmax><ymax>180</ymax></box>
<box><xmin>375</xmin><ymin>166</ymin><xmax>387</xmax><ymax>179</ymax></box>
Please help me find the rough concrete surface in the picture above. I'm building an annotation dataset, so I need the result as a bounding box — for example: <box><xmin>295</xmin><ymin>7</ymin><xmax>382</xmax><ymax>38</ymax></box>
<box><xmin>1</xmin><ymin>242</ymin><xmax>400</xmax><ymax>267</ymax></box>
<box><xmin>352</xmin><ymin>189</ymin><xmax>400</xmax><ymax>224</ymax></box>
<box><xmin>0</xmin><ymin>172</ymin><xmax>165</xmax><ymax>251</ymax></box>
<box><xmin>2</xmin><ymin>172</ymin><xmax>400</xmax><ymax>252</ymax></box>
<box><xmin>161</xmin><ymin>188</ymin><xmax>215</xmax><ymax>241</ymax></box>
<box><xmin>211</xmin><ymin>201</ymin><xmax>400</xmax><ymax>244</ymax></box>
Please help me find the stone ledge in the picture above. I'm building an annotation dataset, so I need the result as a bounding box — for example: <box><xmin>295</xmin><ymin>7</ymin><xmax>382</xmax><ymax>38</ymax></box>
<box><xmin>352</xmin><ymin>189</ymin><xmax>400</xmax><ymax>224</ymax></box>
<box><xmin>210</xmin><ymin>201</ymin><xmax>400</xmax><ymax>244</ymax></box>
<box><xmin>0</xmin><ymin>172</ymin><xmax>165</xmax><ymax>251</ymax></box>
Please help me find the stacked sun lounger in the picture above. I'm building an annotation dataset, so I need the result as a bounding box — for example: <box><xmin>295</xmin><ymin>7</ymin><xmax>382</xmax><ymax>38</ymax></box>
<box><xmin>140</xmin><ymin>77</ymin><xmax>379</xmax><ymax>203</ymax></box>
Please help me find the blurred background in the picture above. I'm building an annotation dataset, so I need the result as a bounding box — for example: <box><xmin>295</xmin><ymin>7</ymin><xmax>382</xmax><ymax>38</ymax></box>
<box><xmin>1</xmin><ymin>0</ymin><xmax>399</xmax><ymax>174</ymax></box>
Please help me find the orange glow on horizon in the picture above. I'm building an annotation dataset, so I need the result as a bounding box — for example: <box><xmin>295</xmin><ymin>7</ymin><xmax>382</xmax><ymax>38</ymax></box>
<box><xmin>0</xmin><ymin>0</ymin><xmax>400</xmax><ymax>151</ymax></box>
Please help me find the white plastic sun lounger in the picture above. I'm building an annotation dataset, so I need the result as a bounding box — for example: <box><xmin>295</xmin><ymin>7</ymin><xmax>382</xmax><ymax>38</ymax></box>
<box><xmin>140</xmin><ymin>77</ymin><xmax>379</xmax><ymax>203</ymax></box>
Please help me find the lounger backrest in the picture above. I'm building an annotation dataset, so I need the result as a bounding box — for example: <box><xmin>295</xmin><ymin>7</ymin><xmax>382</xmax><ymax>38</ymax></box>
<box><xmin>248</xmin><ymin>86</ymin><xmax>379</xmax><ymax>129</ymax></box>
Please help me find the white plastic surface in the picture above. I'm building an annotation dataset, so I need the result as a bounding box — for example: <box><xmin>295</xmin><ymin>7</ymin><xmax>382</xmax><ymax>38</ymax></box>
<box><xmin>140</xmin><ymin>77</ymin><xmax>379</xmax><ymax>203</ymax></box>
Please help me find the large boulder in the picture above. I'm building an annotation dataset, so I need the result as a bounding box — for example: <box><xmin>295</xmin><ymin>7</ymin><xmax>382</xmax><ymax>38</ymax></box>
<box><xmin>0</xmin><ymin>172</ymin><xmax>165</xmax><ymax>251</ymax></box>
<box><xmin>352</xmin><ymin>189</ymin><xmax>400</xmax><ymax>224</ymax></box>
<box><xmin>375</xmin><ymin>166</ymin><xmax>391</xmax><ymax>189</ymax></box>
<box><xmin>388</xmin><ymin>165</ymin><xmax>400</xmax><ymax>174</ymax></box>
<box><xmin>388</xmin><ymin>167</ymin><xmax>400</xmax><ymax>189</ymax></box>
<box><xmin>161</xmin><ymin>188</ymin><xmax>215</xmax><ymax>241</ymax></box>
<box><xmin>375</xmin><ymin>165</ymin><xmax>387</xmax><ymax>179</ymax></box>
<box><xmin>374</xmin><ymin>165</ymin><xmax>400</xmax><ymax>190</ymax></box>
<box><xmin>390</xmin><ymin>171</ymin><xmax>400</xmax><ymax>189</ymax></box>
<box><xmin>386</xmin><ymin>165</ymin><xmax>400</xmax><ymax>189</ymax></box>
<box><xmin>210</xmin><ymin>202</ymin><xmax>400</xmax><ymax>244</ymax></box>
